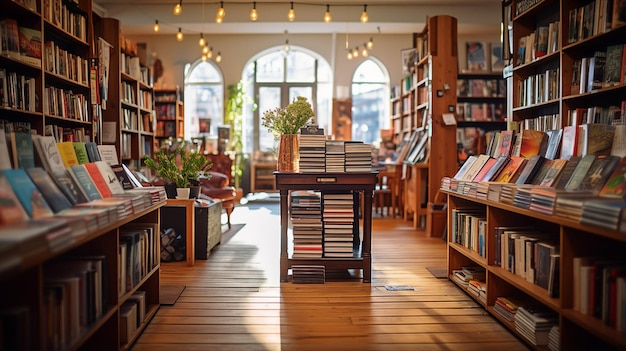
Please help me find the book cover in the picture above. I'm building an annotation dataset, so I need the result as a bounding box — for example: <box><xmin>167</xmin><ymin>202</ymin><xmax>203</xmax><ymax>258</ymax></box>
<box><xmin>0</xmin><ymin>173</ymin><xmax>28</xmax><ymax>224</ymax></box>
<box><xmin>611</xmin><ymin>124</ymin><xmax>626</xmax><ymax>158</ymax></box>
<box><xmin>539</xmin><ymin>159</ymin><xmax>568</xmax><ymax>187</ymax></box>
<box><xmin>26</xmin><ymin>167</ymin><xmax>72</xmax><ymax>213</ymax></box>
<box><xmin>544</xmin><ymin>129</ymin><xmax>563</xmax><ymax>160</ymax></box>
<box><xmin>10</xmin><ymin>132</ymin><xmax>35</xmax><ymax>169</ymax></box>
<box><xmin>85</xmin><ymin>142</ymin><xmax>102</xmax><ymax>162</ymax></box>
<box><xmin>69</xmin><ymin>164</ymin><xmax>102</xmax><ymax>201</ymax></box>
<box><xmin>587</xmin><ymin>50</ymin><xmax>607</xmax><ymax>92</ymax></box>
<box><xmin>565</xmin><ymin>154</ymin><xmax>597</xmax><ymax>190</ymax></box>
<box><xmin>57</xmin><ymin>141</ymin><xmax>80</xmax><ymax>168</ymax></box>
<box><xmin>37</xmin><ymin>136</ymin><xmax>65</xmax><ymax>173</ymax></box>
<box><xmin>482</xmin><ymin>156</ymin><xmax>510</xmax><ymax>182</ymax></box>
<box><xmin>97</xmin><ymin>145</ymin><xmax>119</xmax><ymax>165</ymax></box>
<box><xmin>578</xmin><ymin>155</ymin><xmax>621</xmax><ymax>192</ymax></box>
<box><xmin>0</xmin><ymin>19</ymin><xmax>20</xmax><ymax>58</ymax></box>
<box><xmin>1</xmin><ymin>168</ymin><xmax>53</xmax><ymax>218</ymax></box>
<box><xmin>497</xmin><ymin>130</ymin><xmax>515</xmax><ymax>158</ymax></box>
<box><xmin>516</xmin><ymin>155</ymin><xmax>547</xmax><ymax>184</ymax></box>
<box><xmin>535</xmin><ymin>241</ymin><xmax>558</xmax><ymax>290</ymax></box>
<box><xmin>461</xmin><ymin>154</ymin><xmax>491</xmax><ymax>181</ymax></box>
<box><xmin>530</xmin><ymin>159</ymin><xmax>554</xmax><ymax>185</ymax></box>
<box><xmin>466</xmin><ymin>42</ymin><xmax>488</xmax><ymax>71</ymax></box>
<box><xmin>494</xmin><ymin>156</ymin><xmax>527</xmax><ymax>183</ymax></box>
<box><xmin>17</xmin><ymin>26</ymin><xmax>41</xmax><ymax>66</ymax></box>
<box><xmin>582</xmin><ymin>124</ymin><xmax>616</xmax><ymax>156</ymax></box>
<box><xmin>604</xmin><ymin>44</ymin><xmax>624</xmax><ymax>87</ymax></box>
<box><xmin>94</xmin><ymin>161</ymin><xmax>125</xmax><ymax>195</ymax></box>
<box><xmin>473</xmin><ymin>157</ymin><xmax>497</xmax><ymax>182</ymax></box>
<box><xmin>519</xmin><ymin>129</ymin><xmax>548</xmax><ymax>158</ymax></box>
<box><xmin>83</xmin><ymin>162</ymin><xmax>113</xmax><ymax>198</ymax></box>
<box><xmin>50</xmin><ymin>169</ymin><xmax>88</xmax><ymax>206</ymax></box>
<box><xmin>560</xmin><ymin>125</ymin><xmax>579</xmax><ymax>160</ymax></box>
<box><xmin>72</xmin><ymin>142</ymin><xmax>90</xmax><ymax>164</ymax></box>
<box><xmin>599</xmin><ymin>156</ymin><xmax>626</xmax><ymax>198</ymax></box>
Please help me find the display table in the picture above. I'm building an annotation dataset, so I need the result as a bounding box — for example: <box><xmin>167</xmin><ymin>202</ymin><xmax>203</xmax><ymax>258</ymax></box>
<box><xmin>275</xmin><ymin>171</ymin><xmax>377</xmax><ymax>283</ymax></box>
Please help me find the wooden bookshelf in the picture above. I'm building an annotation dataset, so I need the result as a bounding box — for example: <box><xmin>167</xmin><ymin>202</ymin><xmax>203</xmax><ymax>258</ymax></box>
<box><xmin>250</xmin><ymin>161</ymin><xmax>276</xmax><ymax>193</ymax></box>
<box><xmin>154</xmin><ymin>87</ymin><xmax>184</xmax><ymax>144</ymax></box>
<box><xmin>96</xmin><ymin>17</ymin><xmax>155</xmax><ymax>168</ymax></box>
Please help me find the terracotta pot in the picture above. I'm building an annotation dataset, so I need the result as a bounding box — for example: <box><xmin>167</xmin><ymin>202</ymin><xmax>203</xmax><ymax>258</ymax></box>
<box><xmin>277</xmin><ymin>134</ymin><xmax>299</xmax><ymax>172</ymax></box>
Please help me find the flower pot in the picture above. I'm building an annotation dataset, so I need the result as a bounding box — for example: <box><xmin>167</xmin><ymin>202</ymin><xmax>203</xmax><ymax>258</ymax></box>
<box><xmin>189</xmin><ymin>185</ymin><xmax>201</xmax><ymax>199</ymax></box>
<box><xmin>277</xmin><ymin>134</ymin><xmax>299</xmax><ymax>172</ymax></box>
<box><xmin>176</xmin><ymin>187</ymin><xmax>190</xmax><ymax>199</ymax></box>
<box><xmin>164</xmin><ymin>183</ymin><xmax>177</xmax><ymax>199</ymax></box>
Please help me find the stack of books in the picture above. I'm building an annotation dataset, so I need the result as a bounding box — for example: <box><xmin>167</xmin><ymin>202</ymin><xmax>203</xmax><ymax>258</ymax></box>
<box><xmin>514</xmin><ymin>305</ymin><xmax>558</xmax><ymax>346</ymax></box>
<box><xmin>325</xmin><ymin>140</ymin><xmax>345</xmax><ymax>173</ymax></box>
<box><xmin>344</xmin><ymin>141</ymin><xmax>372</xmax><ymax>173</ymax></box>
<box><xmin>548</xmin><ymin>325</ymin><xmax>559</xmax><ymax>351</ymax></box>
<box><xmin>493</xmin><ymin>296</ymin><xmax>525</xmax><ymax>322</ymax></box>
<box><xmin>291</xmin><ymin>265</ymin><xmax>325</xmax><ymax>284</ymax></box>
<box><xmin>451</xmin><ymin>266</ymin><xmax>485</xmax><ymax>287</ymax></box>
<box><xmin>290</xmin><ymin>191</ymin><xmax>322</xmax><ymax>259</ymax></box>
<box><xmin>322</xmin><ymin>193</ymin><xmax>354</xmax><ymax>258</ymax></box>
<box><xmin>298</xmin><ymin>128</ymin><xmax>326</xmax><ymax>173</ymax></box>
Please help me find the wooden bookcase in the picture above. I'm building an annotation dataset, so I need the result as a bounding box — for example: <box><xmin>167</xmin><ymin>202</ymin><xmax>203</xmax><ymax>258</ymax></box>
<box><xmin>250</xmin><ymin>161</ymin><xmax>277</xmax><ymax>193</ymax></box>
<box><xmin>96</xmin><ymin>17</ymin><xmax>155</xmax><ymax>168</ymax></box>
<box><xmin>392</xmin><ymin>15</ymin><xmax>458</xmax><ymax>233</ymax></box>
<box><xmin>0</xmin><ymin>0</ymin><xmax>93</xmax><ymax>142</ymax></box>
<box><xmin>444</xmin><ymin>190</ymin><xmax>626</xmax><ymax>350</ymax></box>
<box><xmin>0</xmin><ymin>203</ymin><xmax>163</xmax><ymax>350</ymax></box>
<box><xmin>154</xmin><ymin>87</ymin><xmax>184</xmax><ymax>145</ymax></box>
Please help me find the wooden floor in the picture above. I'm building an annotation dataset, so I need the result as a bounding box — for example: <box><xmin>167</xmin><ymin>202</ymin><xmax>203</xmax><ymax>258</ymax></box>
<box><xmin>133</xmin><ymin>201</ymin><xmax>530</xmax><ymax>351</ymax></box>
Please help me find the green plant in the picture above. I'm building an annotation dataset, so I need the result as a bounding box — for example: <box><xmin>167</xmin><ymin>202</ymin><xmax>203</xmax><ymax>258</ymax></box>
<box><xmin>261</xmin><ymin>96</ymin><xmax>314</xmax><ymax>136</ymax></box>
<box><xmin>144</xmin><ymin>142</ymin><xmax>212</xmax><ymax>188</ymax></box>
<box><xmin>225</xmin><ymin>82</ymin><xmax>256</xmax><ymax>189</ymax></box>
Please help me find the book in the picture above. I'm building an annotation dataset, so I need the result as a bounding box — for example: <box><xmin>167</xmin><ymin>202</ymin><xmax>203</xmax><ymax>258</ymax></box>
<box><xmin>587</xmin><ymin>50</ymin><xmax>607</xmax><ymax>92</ymax></box>
<box><xmin>473</xmin><ymin>157</ymin><xmax>497</xmax><ymax>182</ymax></box>
<box><xmin>69</xmin><ymin>164</ymin><xmax>103</xmax><ymax>201</ymax></box>
<box><xmin>518</xmin><ymin>129</ymin><xmax>548</xmax><ymax>158</ymax></box>
<box><xmin>612</xmin><ymin>124</ymin><xmax>626</xmax><ymax>158</ymax></box>
<box><xmin>560</xmin><ymin>125</ymin><xmax>579</xmax><ymax>160</ymax></box>
<box><xmin>17</xmin><ymin>26</ymin><xmax>42</xmax><ymax>66</ymax></box>
<box><xmin>26</xmin><ymin>167</ymin><xmax>72</xmax><ymax>213</ymax></box>
<box><xmin>50</xmin><ymin>169</ymin><xmax>88</xmax><ymax>206</ymax></box>
<box><xmin>544</xmin><ymin>129</ymin><xmax>563</xmax><ymax>160</ymax></box>
<box><xmin>496</xmin><ymin>130</ymin><xmax>515</xmax><ymax>158</ymax></box>
<box><xmin>97</xmin><ymin>145</ymin><xmax>119</xmax><ymax>165</ymax></box>
<box><xmin>554</xmin><ymin>156</ymin><xmax>582</xmax><ymax>189</ymax></box>
<box><xmin>82</xmin><ymin>162</ymin><xmax>113</xmax><ymax>198</ymax></box>
<box><xmin>539</xmin><ymin>159</ymin><xmax>568</xmax><ymax>187</ymax></box>
<box><xmin>466</xmin><ymin>42</ymin><xmax>488</xmax><ymax>71</ymax></box>
<box><xmin>0</xmin><ymin>173</ymin><xmax>28</xmax><ymax>224</ymax></box>
<box><xmin>482</xmin><ymin>156</ymin><xmax>510</xmax><ymax>182</ymax></box>
<box><xmin>57</xmin><ymin>141</ymin><xmax>80</xmax><ymax>168</ymax></box>
<box><xmin>604</xmin><ymin>44</ymin><xmax>624</xmax><ymax>87</ymax></box>
<box><xmin>516</xmin><ymin>155</ymin><xmax>547</xmax><ymax>185</ymax></box>
<box><xmin>94</xmin><ymin>161</ymin><xmax>125</xmax><ymax>195</ymax></box>
<box><xmin>0</xmin><ymin>123</ymin><xmax>11</xmax><ymax>169</ymax></box>
<box><xmin>578</xmin><ymin>155</ymin><xmax>621</xmax><ymax>192</ymax></box>
<box><xmin>0</xmin><ymin>18</ymin><xmax>20</xmax><ymax>59</ymax></box>
<box><xmin>72</xmin><ymin>142</ymin><xmax>90</xmax><ymax>164</ymax></box>
<box><xmin>85</xmin><ymin>142</ymin><xmax>102</xmax><ymax>162</ymax></box>
<box><xmin>1</xmin><ymin>168</ymin><xmax>54</xmax><ymax>218</ymax></box>
<box><xmin>9</xmin><ymin>132</ymin><xmax>34</xmax><ymax>169</ymax></box>
<box><xmin>599</xmin><ymin>156</ymin><xmax>626</xmax><ymax>198</ymax></box>
<box><xmin>579</xmin><ymin>124</ymin><xmax>615</xmax><ymax>156</ymax></box>
<box><xmin>494</xmin><ymin>156</ymin><xmax>527</xmax><ymax>183</ymax></box>
<box><xmin>37</xmin><ymin>136</ymin><xmax>65</xmax><ymax>173</ymax></box>
<box><xmin>564</xmin><ymin>154</ymin><xmax>597</xmax><ymax>191</ymax></box>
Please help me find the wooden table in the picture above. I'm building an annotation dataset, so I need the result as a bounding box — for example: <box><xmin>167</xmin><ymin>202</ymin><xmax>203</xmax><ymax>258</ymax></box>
<box><xmin>275</xmin><ymin>172</ymin><xmax>378</xmax><ymax>283</ymax></box>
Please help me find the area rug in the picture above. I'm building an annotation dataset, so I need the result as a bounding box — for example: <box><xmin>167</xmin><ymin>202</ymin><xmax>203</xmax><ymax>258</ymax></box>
<box><xmin>160</xmin><ymin>285</ymin><xmax>185</xmax><ymax>305</ymax></box>
<box><xmin>426</xmin><ymin>267</ymin><xmax>448</xmax><ymax>279</ymax></box>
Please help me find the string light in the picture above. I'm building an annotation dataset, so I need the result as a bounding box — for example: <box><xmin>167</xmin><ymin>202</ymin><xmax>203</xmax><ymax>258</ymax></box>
<box><xmin>208</xmin><ymin>46</ymin><xmax>213</xmax><ymax>59</ymax></box>
<box><xmin>216</xmin><ymin>51</ymin><xmax>222</xmax><ymax>62</ymax></box>
<box><xmin>198</xmin><ymin>33</ymin><xmax>206</xmax><ymax>47</ymax></box>
<box><xmin>216</xmin><ymin>1</ymin><xmax>225</xmax><ymax>23</ymax></box>
<box><xmin>287</xmin><ymin>2</ymin><xmax>295</xmax><ymax>22</ymax></box>
<box><xmin>367</xmin><ymin>37</ymin><xmax>373</xmax><ymax>49</ymax></box>
<box><xmin>323</xmin><ymin>4</ymin><xmax>331</xmax><ymax>23</ymax></box>
<box><xmin>176</xmin><ymin>28</ymin><xmax>183</xmax><ymax>41</ymax></box>
<box><xmin>153</xmin><ymin>20</ymin><xmax>159</xmax><ymax>32</ymax></box>
<box><xmin>201</xmin><ymin>53</ymin><xmax>207</xmax><ymax>61</ymax></box>
<box><xmin>284</xmin><ymin>39</ymin><xmax>290</xmax><ymax>52</ymax></box>
<box><xmin>249</xmin><ymin>1</ymin><xmax>258</xmax><ymax>21</ymax></box>
<box><xmin>347</xmin><ymin>51</ymin><xmax>353</xmax><ymax>60</ymax></box>
<box><xmin>202</xmin><ymin>45</ymin><xmax>209</xmax><ymax>54</ymax></box>
<box><xmin>361</xmin><ymin>45</ymin><xmax>368</xmax><ymax>57</ymax></box>
<box><xmin>360</xmin><ymin>4</ymin><xmax>368</xmax><ymax>23</ymax></box>
<box><xmin>352</xmin><ymin>46</ymin><xmax>359</xmax><ymax>58</ymax></box>
<box><xmin>173</xmin><ymin>0</ymin><xmax>182</xmax><ymax>15</ymax></box>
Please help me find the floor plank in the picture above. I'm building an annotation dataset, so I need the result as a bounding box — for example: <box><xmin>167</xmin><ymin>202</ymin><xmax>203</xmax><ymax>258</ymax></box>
<box><xmin>133</xmin><ymin>201</ymin><xmax>529</xmax><ymax>350</ymax></box>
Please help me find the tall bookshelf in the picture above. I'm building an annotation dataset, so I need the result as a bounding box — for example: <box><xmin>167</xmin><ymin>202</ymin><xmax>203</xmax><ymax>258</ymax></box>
<box><xmin>392</xmin><ymin>15</ymin><xmax>458</xmax><ymax>232</ymax></box>
<box><xmin>154</xmin><ymin>87</ymin><xmax>184</xmax><ymax>145</ymax></box>
<box><xmin>1</xmin><ymin>0</ymin><xmax>93</xmax><ymax>142</ymax></box>
<box><xmin>96</xmin><ymin>17</ymin><xmax>155</xmax><ymax>168</ymax></box>
<box><xmin>445</xmin><ymin>0</ymin><xmax>626</xmax><ymax>349</ymax></box>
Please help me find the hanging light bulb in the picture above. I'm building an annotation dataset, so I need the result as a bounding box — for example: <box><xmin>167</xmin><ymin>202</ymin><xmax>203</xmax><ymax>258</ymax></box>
<box><xmin>202</xmin><ymin>45</ymin><xmax>209</xmax><ymax>54</ymax></box>
<box><xmin>352</xmin><ymin>46</ymin><xmax>359</xmax><ymax>57</ymax></box>
<box><xmin>287</xmin><ymin>2</ymin><xmax>295</xmax><ymax>22</ymax></box>
<box><xmin>249</xmin><ymin>2</ymin><xmax>258</xmax><ymax>21</ymax></box>
<box><xmin>216</xmin><ymin>51</ymin><xmax>222</xmax><ymax>63</ymax></box>
<box><xmin>198</xmin><ymin>33</ymin><xmax>206</xmax><ymax>47</ymax></box>
<box><xmin>173</xmin><ymin>0</ymin><xmax>182</xmax><ymax>15</ymax></box>
<box><xmin>201</xmin><ymin>53</ymin><xmax>207</xmax><ymax>62</ymax></box>
<box><xmin>284</xmin><ymin>39</ymin><xmax>290</xmax><ymax>52</ymax></box>
<box><xmin>217</xmin><ymin>1</ymin><xmax>225</xmax><ymax>18</ymax></box>
<box><xmin>153</xmin><ymin>20</ymin><xmax>159</xmax><ymax>32</ymax></box>
<box><xmin>347</xmin><ymin>51</ymin><xmax>353</xmax><ymax>60</ymax></box>
<box><xmin>360</xmin><ymin>4</ymin><xmax>368</xmax><ymax>23</ymax></box>
<box><xmin>176</xmin><ymin>28</ymin><xmax>183</xmax><ymax>41</ymax></box>
<box><xmin>367</xmin><ymin>37</ymin><xmax>373</xmax><ymax>49</ymax></box>
<box><xmin>208</xmin><ymin>46</ymin><xmax>213</xmax><ymax>59</ymax></box>
<box><xmin>362</xmin><ymin>45</ymin><xmax>368</xmax><ymax>57</ymax></box>
<box><xmin>324</xmin><ymin>4</ymin><xmax>331</xmax><ymax>23</ymax></box>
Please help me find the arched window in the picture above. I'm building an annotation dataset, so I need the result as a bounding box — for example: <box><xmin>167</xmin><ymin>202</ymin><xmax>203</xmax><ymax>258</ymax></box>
<box><xmin>183</xmin><ymin>60</ymin><xmax>224</xmax><ymax>141</ymax></box>
<box><xmin>242</xmin><ymin>46</ymin><xmax>332</xmax><ymax>154</ymax></box>
<box><xmin>351</xmin><ymin>58</ymin><xmax>390</xmax><ymax>145</ymax></box>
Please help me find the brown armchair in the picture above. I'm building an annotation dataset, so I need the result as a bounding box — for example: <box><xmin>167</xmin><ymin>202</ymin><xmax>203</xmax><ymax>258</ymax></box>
<box><xmin>199</xmin><ymin>154</ymin><xmax>237</xmax><ymax>229</ymax></box>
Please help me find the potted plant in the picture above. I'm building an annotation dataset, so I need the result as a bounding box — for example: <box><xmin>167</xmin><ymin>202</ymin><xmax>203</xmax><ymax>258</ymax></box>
<box><xmin>144</xmin><ymin>140</ymin><xmax>212</xmax><ymax>199</ymax></box>
<box><xmin>225</xmin><ymin>82</ymin><xmax>256</xmax><ymax>197</ymax></box>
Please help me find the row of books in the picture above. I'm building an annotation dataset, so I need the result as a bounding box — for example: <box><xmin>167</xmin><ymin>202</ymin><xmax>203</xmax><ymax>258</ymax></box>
<box><xmin>517</xmin><ymin>67</ymin><xmax>560</xmax><ymax>107</ymax></box>
<box><xmin>391</xmin><ymin>128</ymin><xmax>428</xmax><ymax>165</ymax></box>
<box><xmin>457</xmin><ymin>78</ymin><xmax>506</xmax><ymax>98</ymax></box>
<box><xmin>571</xmin><ymin>45</ymin><xmax>626</xmax><ymax>96</ymax></box>
<box><xmin>567</xmin><ymin>0</ymin><xmax>626</xmax><ymax>46</ymax></box>
<box><xmin>44</xmin><ymin>40</ymin><xmax>90</xmax><ymax>86</ymax></box>
<box><xmin>43</xmin><ymin>0</ymin><xmax>88</xmax><ymax>42</ymax></box>
<box><xmin>0</xmin><ymin>18</ymin><xmax>42</xmax><ymax>65</ymax></box>
<box><xmin>456</xmin><ymin>102</ymin><xmax>506</xmax><ymax>122</ymax></box>
<box><xmin>120</xmin><ymin>291</ymin><xmax>148</xmax><ymax>345</ymax></box>
<box><xmin>516</xmin><ymin>20</ymin><xmax>560</xmax><ymax>66</ymax></box>
<box><xmin>493</xmin><ymin>297</ymin><xmax>559</xmax><ymax>347</ymax></box>
<box><xmin>0</xmin><ymin>69</ymin><xmax>37</xmax><ymax>112</ymax></box>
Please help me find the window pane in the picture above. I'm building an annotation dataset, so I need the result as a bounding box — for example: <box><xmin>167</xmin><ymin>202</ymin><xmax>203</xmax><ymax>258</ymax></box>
<box><xmin>317</xmin><ymin>60</ymin><xmax>331</xmax><ymax>82</ymax></box>
<box><xmin>351</xmin><ymin>83</ymin><xmax>387</xmax><ymax>144</ymax></box>
<box><xmin>184</xmin><ymin>84</ymin><xmax>223</xmax><ymax>139</ymax></box>
<box><xmin>256</xmin><ymin>52</ymin><xmax>284</xmax><ymax>82</ymax></box>
<box><xmin>353</xmin><ymin>60</ymin><xmax>386</xmax><ymax>83</ymax></box>
<box><xmin>286</xmin><ymin>52</ymin><xmax>315</xmax><ymax>82</ymax></box>
<box><xmin>288</xmin><ymin>87</ymin><xmax>312</xmax><ymax>105</ymax></box>
<box><xmin>258</xmin><ymin>86</ymin><xmax>281</xmax><ymax>152</ymax></box>
<box><xmin>187</xmin><ymin>61</ymin><xmax>221</xmax><ymax>83</ymax></box>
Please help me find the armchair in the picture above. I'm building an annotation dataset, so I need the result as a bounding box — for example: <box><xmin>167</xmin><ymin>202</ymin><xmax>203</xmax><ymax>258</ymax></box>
<box><xmin>198</xmin><ymin>154</ymin><xmax>237</xmax><ymax>229</ymax></box>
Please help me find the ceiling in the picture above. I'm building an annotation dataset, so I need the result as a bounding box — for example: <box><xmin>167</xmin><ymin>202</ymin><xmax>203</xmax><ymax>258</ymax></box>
<box><xmin>93</xmin><ymin>0</ymin><xmax>503</xmax><ymax>36</ymax></box>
